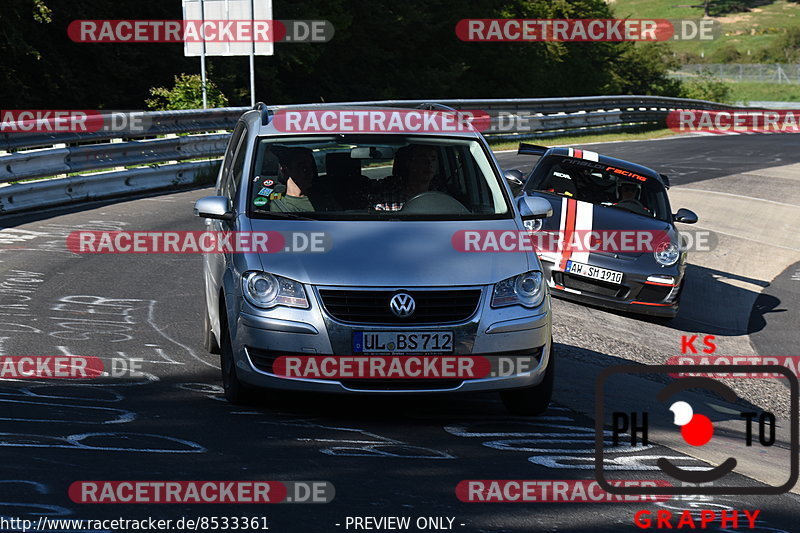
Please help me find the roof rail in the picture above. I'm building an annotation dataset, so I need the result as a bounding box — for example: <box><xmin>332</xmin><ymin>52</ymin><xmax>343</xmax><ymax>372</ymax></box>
<box><xmin>253</xmin><ymin>102</ymin><xmax>272</xmax><ymax>125</ymax></box>
<box><xmin>416</xmin><ymin>102</ymin><xmax>458</xmax><ymax>113</ymax></box>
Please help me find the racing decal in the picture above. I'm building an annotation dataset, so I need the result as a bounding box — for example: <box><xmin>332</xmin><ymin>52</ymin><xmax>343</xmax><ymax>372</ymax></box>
<box><xmin>606</xmin><ymin>166</ymin><xmax>647</xmax><ymax>182</ymax></box>
<box><xmin>557</xmin><ymin>197</ymin><xmax>578</xmax><ymax>272</ymax></box>
<box><xmin>552</xmin><ymin>198</ymin><xmax>594</xmax><ymax>271</ymax></box>
<box><xmin>566</xmin><ymin>148</ymin><xmax>598</xmax><ymax>162</ymax></box>
<box><xmin>258</xmin><ymin>187</ymin><xmax>274</xmax><ymax>196</ymax></box>
<box><xmin>570</xmin><ymin>200</ymin><xmax>594</xmax><ymax>264</ymax></box>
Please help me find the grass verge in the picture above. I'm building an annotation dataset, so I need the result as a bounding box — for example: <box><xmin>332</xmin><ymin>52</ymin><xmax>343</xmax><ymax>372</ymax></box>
<box><xmin>489</xmin><ymin>127</ymin><xmax>678</xmax><ymax>151</ymax></box>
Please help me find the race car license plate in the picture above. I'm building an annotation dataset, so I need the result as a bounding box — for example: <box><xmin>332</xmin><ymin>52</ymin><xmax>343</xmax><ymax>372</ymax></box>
<box><xmin>353</xmin><ymin>331</ymin><xmax>454</xmax><ymax>354</ymax></box>
<box><xmin>566</xmin><ymin>260</ymin><xmax>623</xmax><ymax>285</ymax></box>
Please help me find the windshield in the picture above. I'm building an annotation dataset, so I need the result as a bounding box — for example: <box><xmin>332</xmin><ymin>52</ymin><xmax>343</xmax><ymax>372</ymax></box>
<box><xmin>524</xmin><ymin>155</ymin><xmax>671</xmax><ymax>222</ymax></box>
<box><xmin>245</xmin><ymin>135</ymin><xmax>510</xmax><ymax>220</ymax></box>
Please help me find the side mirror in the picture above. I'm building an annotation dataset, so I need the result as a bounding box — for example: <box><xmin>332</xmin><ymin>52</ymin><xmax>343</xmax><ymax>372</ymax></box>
<box><xmin>517</xmin><ymin>195</ymin><xmax>553</xmax><ymax>219</ymax></box>
<box><xmin>673</xmin><ymin>208</ymin><xmax>698</xmax><ymax>224</ymax></box>
<box><xmin>194</xmin><ymin>196</ymin><xmax>234</xmax><ymax>221</ymax></box>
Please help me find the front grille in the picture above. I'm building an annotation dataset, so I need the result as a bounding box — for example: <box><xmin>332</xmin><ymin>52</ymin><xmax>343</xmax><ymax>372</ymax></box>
<box><xmin>317</xmin><ymin>288</ymin><xmax>481</xmax><ymax>324</ymax></box>
<box><xmin>556</xmin><ymin>273</ymin><xmax>628</xmax><ymax>298</ymax></box>
<box><xmin>341</xmin><ymin>379</ymin><xmax>462</xmax><ymax>391</ymax></box>
<box><xmin>637</xmin><ymin>284</ymin><xmax>672</xmax><ymax>303</ymax></box>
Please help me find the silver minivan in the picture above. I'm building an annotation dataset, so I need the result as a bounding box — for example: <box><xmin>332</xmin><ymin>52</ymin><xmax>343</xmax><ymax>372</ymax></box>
<box><xmin>194</xmin><ymin>104</ymin><xmax>555</xmax><ymax>415</ymax></box>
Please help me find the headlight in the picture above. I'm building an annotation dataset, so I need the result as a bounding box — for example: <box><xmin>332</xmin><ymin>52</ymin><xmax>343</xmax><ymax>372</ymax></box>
<box><xmin>654</xmin><ymin>241</ymin><xmax>680</xmax><ymax>266</ymax></box>
<box><xmin>492</xmin><ymin>271</ymin><xmax>545</xmax><ymax>308</ymax></box>
<box><xmin>242</xmin><ymin>271</ymin><xmax>309</xmax><ymax>309</ymax></box>
<box><xmin>523</xmin><ymin>218</ymin><xmax>543</xmax><ymax>232</ymax></box>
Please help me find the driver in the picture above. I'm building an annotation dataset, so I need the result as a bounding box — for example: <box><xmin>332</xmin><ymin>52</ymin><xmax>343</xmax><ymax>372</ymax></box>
<box><xmin>616</xmin><ymin>180</ymin><xmax>642</xmax><ymax>202</ymax></box>
<box><xmin>613</xmin><ymin>180</ymin><xmax>651</xmax><ymax>215</ymax></box>
<box><xmin>373</xmin><ymin>144</ymin><xmax>440</xmax><ymax>211</ymax></box>
<box><xmin>404</xmin><ymin>144</ymin><xmax>439</xmax><ymax>197</ymax></box>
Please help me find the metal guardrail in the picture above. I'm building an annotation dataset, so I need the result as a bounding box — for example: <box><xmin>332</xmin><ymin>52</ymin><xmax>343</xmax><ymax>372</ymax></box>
<box><xmin>0</xmin><ymin>107</ymin><xmax>247</xmax><ymax>152</ymax></box>
<box><xmin>0</xmin><ymin>96</ymin><xmax>737</xmax><ymax>216</ymax></box>
<box><xmin>0</xmin><ymin>133</ymin><xmax>231</xmax><ymax>183</ymax></box>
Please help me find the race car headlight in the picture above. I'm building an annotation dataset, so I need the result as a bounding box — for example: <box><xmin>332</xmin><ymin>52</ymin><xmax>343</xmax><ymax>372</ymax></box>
<box><xmin>654</xmin><ymin>241</ymin><xmax>680</xmax><ymax>267</ymax></box>
<box><xmin>242</xmin><ymin>271</ymin><xmax>309</xmax><ymax>309</ymax></box>
<box><xmin>492</xmin><ymin>271</ymin><xmax>545</xmax><ymax>308</ymax></box>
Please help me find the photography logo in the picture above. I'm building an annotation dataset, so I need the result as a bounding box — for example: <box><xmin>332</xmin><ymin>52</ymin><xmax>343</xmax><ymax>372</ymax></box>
<box><xmin>594</xmin><ymin>364</ymin><xmax>798</xmax><ymax>495</ymax></box>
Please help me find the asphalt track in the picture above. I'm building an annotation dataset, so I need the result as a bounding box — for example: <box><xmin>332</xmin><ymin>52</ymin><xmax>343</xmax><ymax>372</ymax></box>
<box><xmin>0</xmin><ymin>133</ymin><xmax>798</xmax><ymax>532</ymax></box>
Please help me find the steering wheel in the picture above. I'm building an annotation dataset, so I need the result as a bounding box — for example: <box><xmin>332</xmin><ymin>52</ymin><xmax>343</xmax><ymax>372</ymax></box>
<box><xmin>400</xmin><ymin>191</ymin><xmax>469</xmax><ymax>214</ymax></box>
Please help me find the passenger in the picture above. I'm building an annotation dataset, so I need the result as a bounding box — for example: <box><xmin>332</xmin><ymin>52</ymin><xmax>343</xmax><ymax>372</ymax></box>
<box><xmin>269</xmin><ymin>147</ymin><xmax>315</xmax><ymax>212</ymax></box>
<box><xmin>573</xmin><ymin>168</ymin><xmax>607</xmax><ymax>204</ymax></box>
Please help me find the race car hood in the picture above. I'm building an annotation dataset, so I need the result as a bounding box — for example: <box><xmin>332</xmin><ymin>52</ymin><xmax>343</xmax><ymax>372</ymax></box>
<box><xmin>246</xmin><ymin>218</ymin><xmax>532</xmax><ymax>286</ymax></box>
<box><xmin>528</xmin><ymin>192</ymin><xmax>674</xmax><ymax>259</ymax></box>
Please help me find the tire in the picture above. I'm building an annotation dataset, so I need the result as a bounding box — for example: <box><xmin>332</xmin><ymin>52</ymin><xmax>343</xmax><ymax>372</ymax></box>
<box><xmin>203</xmin><ymin>307</ymin><xmax>220</xmax><ymax>354</ymax></box>
<box><xmin>500</xmin><ymin>338</ymin><xmax>555</xmax><ymax>416</ymax></box>
<box><xmin>219</xmin><ymin>314</ymin><xmax>252</xmax><ymax>405</ymax></box>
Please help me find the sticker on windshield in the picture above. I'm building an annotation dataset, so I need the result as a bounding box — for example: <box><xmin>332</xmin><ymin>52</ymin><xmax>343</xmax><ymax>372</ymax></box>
<box><xmin>269</xmin><ymin>192</ymin><xmax>284</xmax><ymax>200</ymax></box>
<box><xmin>253</xmin><ymin>197</ymin><xmax>268</xmax><ymax>207</ymax></box>
<box><xmin>262</xmin><ymin>179</ymin><xmax>275</xmax><ymax>187</ymax></box>
<box><xmin>258</xmin><ymin>187</ymin><xmax>274</xmax><ymax>196</ymax></box>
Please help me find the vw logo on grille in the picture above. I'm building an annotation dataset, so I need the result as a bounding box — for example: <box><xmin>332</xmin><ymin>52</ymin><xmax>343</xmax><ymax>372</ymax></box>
<box><xmin>389</xmin><ymin>293</ymin><xmax>415</xmax><ymax>318</ymax></box>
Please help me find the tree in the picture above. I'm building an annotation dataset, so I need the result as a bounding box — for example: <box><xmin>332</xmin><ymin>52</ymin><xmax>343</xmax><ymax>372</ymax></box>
<box><xmin>145</xmin><ymin>74</ymin><xmax>228</xmax><ymax>110</ymax></box>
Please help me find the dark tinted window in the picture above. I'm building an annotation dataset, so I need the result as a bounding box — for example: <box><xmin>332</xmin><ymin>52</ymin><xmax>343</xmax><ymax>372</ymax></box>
<box><xmin>525</xmin><ymin>155</ymin><xmax>670</xmax><ymax>221</ymax></box>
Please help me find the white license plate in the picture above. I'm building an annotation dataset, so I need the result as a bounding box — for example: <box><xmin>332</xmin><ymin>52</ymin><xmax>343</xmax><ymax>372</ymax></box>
<box><xmin>566</xmin><ymin>261</ymin><xmax>623</xmax><ymax>284</ymax></box>
<box><xmin>353</xmin><ymin>331</ymin><xmax>454</xmax><ymax>354</ymax></box>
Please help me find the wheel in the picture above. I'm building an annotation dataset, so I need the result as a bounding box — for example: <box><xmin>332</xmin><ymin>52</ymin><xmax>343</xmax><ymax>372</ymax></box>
<box><xmin>203</xmin><ymin>307</ymin><xmax>220</xmax><ymax>354</ymax></box>
<box><xmin>500</xmin><ymin>339</ymin><xmax>555</xmax><ymax>416</ymax></box>
<box><xmin>219</xmin><ymin>316</ymin><xmax>252</xmax><ymax>405</ymax></box>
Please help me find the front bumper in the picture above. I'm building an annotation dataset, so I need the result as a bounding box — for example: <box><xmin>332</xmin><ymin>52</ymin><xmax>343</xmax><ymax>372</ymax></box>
<box><xmin>540</xmin><ymin>256</ymin><xmax>683</xmax><ymax>318</ymax></box>
<box><xmin>230</xmin><ymin>285</ymin><xmax>552</xmax><ymax>393</ymax></box>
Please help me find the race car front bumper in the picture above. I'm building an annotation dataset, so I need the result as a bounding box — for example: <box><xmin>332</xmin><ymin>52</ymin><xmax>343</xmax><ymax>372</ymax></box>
<box><xmin>539</xmin><ymin>257</ymin><xmax>683</xmax><ymax>318</ymax></box>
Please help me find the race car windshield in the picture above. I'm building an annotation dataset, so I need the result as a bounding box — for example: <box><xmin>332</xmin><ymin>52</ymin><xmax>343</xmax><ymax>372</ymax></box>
<box><xmin>524</xmin><ymin>155</ymin><xmax>671</xmax><ymax>221</ymax></box>
<box><xmin>247</xmin><ymin>135</ymin><xmax>510</xmax><ymax>220</ymax></box>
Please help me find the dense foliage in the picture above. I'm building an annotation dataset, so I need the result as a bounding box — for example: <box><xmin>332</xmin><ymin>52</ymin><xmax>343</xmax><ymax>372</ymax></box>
<box><xmin>0</xmin><ymin>0</ymin><xmax>685</xmax><ymax>108</ymax></box>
